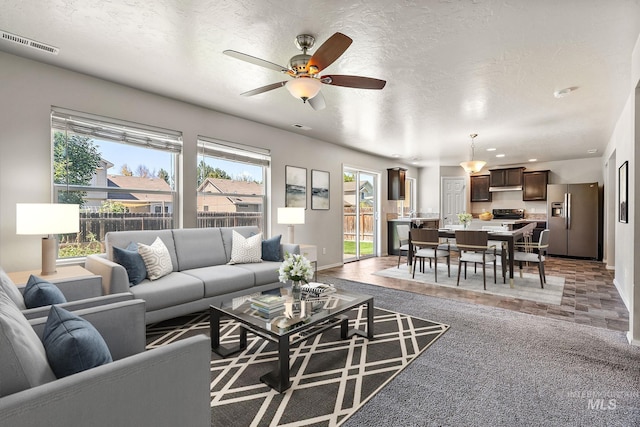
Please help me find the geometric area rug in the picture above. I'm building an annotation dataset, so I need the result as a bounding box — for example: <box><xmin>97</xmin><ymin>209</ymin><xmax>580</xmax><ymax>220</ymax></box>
<box><xmin>146</xmin><ymin>307</ymin><xmax>449</xmax><ymax>427</ymax></box>
<box><xmin>374</xmin><ymin>264</ymin><xmax>565</xmax><ymax>305</ymax></box>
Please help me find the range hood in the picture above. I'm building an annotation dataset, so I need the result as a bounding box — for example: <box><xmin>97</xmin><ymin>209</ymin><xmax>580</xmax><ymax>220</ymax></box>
<box><xmin>489</xmin><ymin>185</ymin><xmax>523</xmax><ymax>192</ymax></box>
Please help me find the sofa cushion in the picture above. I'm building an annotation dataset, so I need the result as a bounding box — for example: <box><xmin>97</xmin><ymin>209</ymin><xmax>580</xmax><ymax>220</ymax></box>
<box><xmin>138</xmin><ymin>237</ymin><xmax>173</xmax><ymax>280</ymax></box>
<box><xmin>112</xmin><ymin>242</ymin><xmax>147</xmax><ymax>286</ymax></box>
<box><xmin>221</xmin><ymin>226</ymin><xmax>261</xmax><ymax>263</ymax></box>
<box><xmin>183</xmin><ymin>265</ymin><xmax>255</xmax><ymax>297</ymax></box>
<box><xmin>0</xmin><ymin>267</ymin><xmax>26</xmax><ymax>309</ymax></box>
<box><xmin>261</xmin><ymin>235</ymin><xmax>283</xmax><ymax>262</ymax></box>
<box><xmin>234</xmin><ymin>261</ymin><xmax>281</xmax><ymax>286</ymax></box>
<box><xmin>43</xmin><ymin>305</ymin><xmax>113</xmax><ymax>378</ymax></box>
<box><xmin>23</xmin><ymin>275</ymin><xmax>67</xmax><ymax>308</ymax></box>
<box><xmin>172</xmin><ymin>228</ymin><xmax>227</xmax><ymax>270</ymax></box>
<box><xmin>106</xmin><ymin>230</ymin><xmax>179</xmax><ymax>273</ymax></box>
<box><xmin>228</xmin><ymin>231</ymin><xmax>262</xmax><ymax>265</ymax></box>
<box><xmin>129</xmin><ymin>272</ymin><xmax>204</xmax><ymax>311</ymax></box>
<box><xmin>0</xmin><ymin>291</ymin><xmax>56</xmax><ymax>397</ymax></box>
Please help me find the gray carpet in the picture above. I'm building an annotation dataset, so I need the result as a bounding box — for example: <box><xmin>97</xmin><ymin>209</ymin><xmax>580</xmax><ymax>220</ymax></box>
<box><xmin>327</xmin><ymin>278</ymin><xmax>640</xmax><ymax>427</ymax></box>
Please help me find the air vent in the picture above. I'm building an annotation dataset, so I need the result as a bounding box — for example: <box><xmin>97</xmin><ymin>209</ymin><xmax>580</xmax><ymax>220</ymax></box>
<box><xmin>1</xmin><ymin>30</ymin><xmax>59</xmax><ymax>55</ymax></box>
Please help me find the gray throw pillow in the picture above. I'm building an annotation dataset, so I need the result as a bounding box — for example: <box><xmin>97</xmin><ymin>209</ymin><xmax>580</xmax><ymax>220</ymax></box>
<box><xmin>43</xmin><ymin>305</ymin><xmax>113</xmax><ymax>378</ymax></box>
<box><xmin>0</xmin><ymin>267</ymin><xmax>26</xmax><ymax>309</ymax></box>
<box><xmin>23</xmin><ymin>275</ymin><xmax>67</xmax><ymax>309</ymax></box>
<box><xmin>113</xmin><ymin>242</ymin><xmax>147</xmax><ymax>286</ymax></box>
<box><xmin>0</xmin><ymin>291</ymin><xmax>56</xmax><ymax>397</ymax></box>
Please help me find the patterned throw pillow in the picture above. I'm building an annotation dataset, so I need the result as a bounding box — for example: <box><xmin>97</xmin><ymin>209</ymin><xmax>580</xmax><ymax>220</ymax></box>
<box><xmin>137</xmin><ymin>237</ymin><xmax>173</xmax><ymax>280</ymax></box>
<box><xmin>228</xmin><ymin>231</ymin><xmax>263</xmax><ymax>265</ymax></box>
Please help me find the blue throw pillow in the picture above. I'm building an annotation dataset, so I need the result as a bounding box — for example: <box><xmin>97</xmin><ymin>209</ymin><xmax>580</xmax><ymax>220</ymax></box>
<box><xmin>43</xmin><ymin>305</ymin><xmax>113</xmax><ymax>378</ymax></box>
<box><xmin>23</xmin><ymin>275</ymin><xmax>67</xmax><ymax>309</ymax></box>
<box><xmin>262</xmin><ymin>235</ymin><xmax>283</xmax><ymax>262</ymax></box>
<box><xmin>113</xmin><ymin>242</ymin><xmax>147</xmax><ymax>286</ymax></box>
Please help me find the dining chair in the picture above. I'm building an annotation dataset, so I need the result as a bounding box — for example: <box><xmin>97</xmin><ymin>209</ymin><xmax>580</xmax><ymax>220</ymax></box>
<box><xmin>396</xmin><ymin>224</ymin><xmax>411</xmax><ymax>268</ymax></box>
<box><xmin>410</xmin><ymin>228</ymin><xmax>450</xmax><ymax>282</ymax></box>
<box><xmin>513</xmin><ymin>229</ymin><xmax>550</xmax><ymax>288</ymax></box>
<box><xmin>455</xmin><ymin>230</ymin><xmax>499</xmax><ymax>290</ymax></box>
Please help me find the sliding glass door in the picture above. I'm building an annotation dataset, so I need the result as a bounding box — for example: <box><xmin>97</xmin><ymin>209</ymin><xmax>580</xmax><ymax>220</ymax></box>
<box><xmin>343</xmin><ymin>167</ymin><xmax>378</xmax><ymax>262</ymax></box>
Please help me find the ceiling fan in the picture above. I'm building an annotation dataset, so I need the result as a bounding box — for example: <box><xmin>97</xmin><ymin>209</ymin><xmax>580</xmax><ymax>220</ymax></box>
<box><xmin>223</xmin><ymin>33</ymin><xmax>386</xmax><ymax>110</ymax></box>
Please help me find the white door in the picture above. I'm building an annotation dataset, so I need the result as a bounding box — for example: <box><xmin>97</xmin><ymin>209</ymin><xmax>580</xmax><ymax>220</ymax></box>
<box><xmin>441</xmin><ymin>177</ymin><xmax>466</xmax><ymax>225</ymax></box>
<box><xmin>343</xmin><ymin>167</ymin><xmax>378</xmax><ymax>262</ymax></box>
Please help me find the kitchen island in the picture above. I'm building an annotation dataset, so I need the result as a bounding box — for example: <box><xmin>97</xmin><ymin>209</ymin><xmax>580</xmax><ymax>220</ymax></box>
<box><xmin>388</xmin><ymin>217</ymin><xmax>440</xmax><ymax>255</ymax></box>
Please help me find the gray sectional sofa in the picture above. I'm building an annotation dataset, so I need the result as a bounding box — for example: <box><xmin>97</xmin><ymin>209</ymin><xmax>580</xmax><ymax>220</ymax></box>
<box><xmin>85</xmin><ymin>226</ymin><xmax>299</xmax><ymax>323</ymax></box>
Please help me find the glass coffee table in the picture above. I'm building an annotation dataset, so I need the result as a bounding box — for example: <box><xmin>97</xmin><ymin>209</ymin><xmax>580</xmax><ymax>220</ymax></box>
<box><xmin>210</xmin><ymin>287</ymin><xmax>374</xmax><ymax>393</ymax></box>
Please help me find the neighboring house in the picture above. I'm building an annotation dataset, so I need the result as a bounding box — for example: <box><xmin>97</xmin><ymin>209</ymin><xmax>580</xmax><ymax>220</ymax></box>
<box><xmin>83</xmin><ymin>158</ymin><xmax>114</xmax><ymax>210</ymax></box>
<box><xmin>107</xmin><ymin>175</ymin><xmax>173</xmax><ymax>214</ymax></box>
<box><xmin>197</xmin><ymin>177</ymin><xmax>263</xmax><ymax>213</ymax></box>
<box><xmin>343</xmin><ymin>180</ymin><xmax>374</xmax><ymax>207</ymax></box>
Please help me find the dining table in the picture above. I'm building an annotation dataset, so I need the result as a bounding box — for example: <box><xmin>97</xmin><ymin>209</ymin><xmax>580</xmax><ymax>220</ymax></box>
<box><xmin>408</xmin><ymin>227</ymin><xmax>527</xmax><ymax>288</ymax></box>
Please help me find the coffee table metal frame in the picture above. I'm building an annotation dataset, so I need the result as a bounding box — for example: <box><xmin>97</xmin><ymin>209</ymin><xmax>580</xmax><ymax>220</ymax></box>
<box><xmin>210</xmin><ymin>289</ymin><xmax>374</xmax><ymax>393</ymax></box>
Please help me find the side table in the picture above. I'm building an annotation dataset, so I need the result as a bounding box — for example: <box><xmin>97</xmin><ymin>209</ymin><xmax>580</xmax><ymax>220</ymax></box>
<box><xmin>298</xmin><ymin>244</ymin><xmax>317</xmax><ymax>281</ymax></box>
<box><xmin>8</xmin><ymin>265</ymin><xmax>103</xmax><ymax>298</ymax></box>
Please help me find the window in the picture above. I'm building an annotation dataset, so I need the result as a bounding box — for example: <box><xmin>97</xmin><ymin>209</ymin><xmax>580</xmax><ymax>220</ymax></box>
<box><xmin>51</xmin><ymin>108</ymin><xmax>181</xmax><ymax>259</ymax></box>
<box><xmin>197</xmin><ymin>137</ymin><xmax>269</xmax><ymax>231</ymax></box>
<box><xmin>397</xmin><ymin>177</ymin><xmax>416</xmax><ymax>216</ymax></box>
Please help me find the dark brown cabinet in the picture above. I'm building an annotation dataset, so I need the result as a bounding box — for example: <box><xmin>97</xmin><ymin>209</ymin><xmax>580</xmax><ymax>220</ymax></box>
<box><xmin>470</xmin><ymin>175</ymin><xmax>492</xmax><ymax>202</ymax></box>
<box><xmin>387</xmin><ymin>168</ymin><xmax>407</xmax><ymax>200</ymax></box>
<box><xmin>523</xmin><ymin>170</ymin><xmax>549</xmax><ymax>201</ymax></box>
<box><xmin>490</xmin><ymin>167</ymin><xmax>524</xmax><ymax>188</ymax></box>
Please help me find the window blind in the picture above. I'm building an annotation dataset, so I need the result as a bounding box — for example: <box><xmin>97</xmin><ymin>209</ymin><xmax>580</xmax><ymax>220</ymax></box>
<box><xmin>198</xmin><ymin>136</ymin><xmax>270</xmax><ymax>166</ymax></box>
<box><xmin>51</xmin><ymin>108</ymin><xmax>182</xmax><ymax>153</ymax></box>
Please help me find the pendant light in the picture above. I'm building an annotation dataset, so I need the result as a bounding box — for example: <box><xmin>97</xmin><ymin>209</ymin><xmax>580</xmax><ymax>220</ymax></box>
<box><xmin>460</xmin><ymin>133</ymin><xmax>486</xmax><ymax>173</ymax></box>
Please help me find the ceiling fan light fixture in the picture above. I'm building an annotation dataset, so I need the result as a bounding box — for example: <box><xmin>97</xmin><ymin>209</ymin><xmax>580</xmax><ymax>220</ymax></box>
<box><xmin>285</xmin><ymin>78</ymin><xmax>322</xmax><ymax>103</ymax></box>
<box><xmin>460</xmin><ymin>133</ymin><xmax>486</xmax><ymax>173</ymax></box>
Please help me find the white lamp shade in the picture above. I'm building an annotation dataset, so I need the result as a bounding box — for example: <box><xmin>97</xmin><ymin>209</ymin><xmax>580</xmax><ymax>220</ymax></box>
<box><xmin>285</xmin><ymin>78</ymin><xmax>322</xmax><ymax>101</ymax></box>
<box><xmin>16</xmin><ymin>203</ymin><xmax>80</xmax><ymax>235</ymax></box>
<box><xmin>277</xmin><ymin>207</ymin><xmax>305</xmax><ymax>225</ymax></box>
<box><xmin>460</xmin><ymin>160</ymin><xmax>487</xmax><ymax>174</ymax></box>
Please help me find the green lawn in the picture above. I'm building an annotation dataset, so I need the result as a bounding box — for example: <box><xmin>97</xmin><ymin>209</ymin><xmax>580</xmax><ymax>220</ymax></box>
<box><xmin>344</xmin><ymin>240</ymin><xmax>374</xmax><ymax>255</ymax></box>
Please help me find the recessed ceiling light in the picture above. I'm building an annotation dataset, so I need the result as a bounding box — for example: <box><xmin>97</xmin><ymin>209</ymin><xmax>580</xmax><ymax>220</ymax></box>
<box><xmin>553</xmin><ymin>86</ymin><xmax>578</xmax><ymax>98</ymax></box>
<box><xmin>291</xmin><ymin>123</ymin><xmax>311</xmax><ymax>130</ymax></box>
<box><xmin>587</xmin><ymin>149</ymin><xmax>598</xmax><ymax>154</ymax></box>
<box><xmin>486</xmin><ymin>148</ymin><xmax>496</xmax><ymax>152</ymax></box>
<box><xmin>496</xmin><ymin>154</ymin><xmax>505</xmax><ymax>158</ymax></box>
<box><xmin>529</xmin><ymin>158</ymin><xmax>537</xmax><ymax>162</ymax></box>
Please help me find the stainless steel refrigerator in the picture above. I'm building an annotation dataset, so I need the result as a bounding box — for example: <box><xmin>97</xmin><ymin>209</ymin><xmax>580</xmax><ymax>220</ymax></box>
<box><xmin>547</xmin><ymin>183</ymin><xmax>600</xmax><ymax>258</ymax></box>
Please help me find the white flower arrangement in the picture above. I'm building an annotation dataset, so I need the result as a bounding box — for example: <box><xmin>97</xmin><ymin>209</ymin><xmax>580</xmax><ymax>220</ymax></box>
<box><xmin>457</xmin><ymin>212</ymin><xmax>473</xmax><ymax>225</ymax></box>
<box><xmin>278</xmin><ymin>252</ymin><xmax>314</xmax><ymax>284</ymax></box>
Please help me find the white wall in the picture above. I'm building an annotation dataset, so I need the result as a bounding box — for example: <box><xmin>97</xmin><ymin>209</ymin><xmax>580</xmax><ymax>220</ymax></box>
<box><xmin>0</xmin><ymin>51</ymin><xmax>417</xmax><ymax>272</ymax></box>
<box><xmin>602</xmin><ymin>30</ymin><xmax>640</xmax><ymax>345</ymax></box>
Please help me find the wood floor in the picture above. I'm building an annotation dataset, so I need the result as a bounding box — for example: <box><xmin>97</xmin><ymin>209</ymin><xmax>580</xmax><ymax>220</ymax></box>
<box><xmin>318</xmin><ymin>255</ymin><xmax>629</xmax><ymax>333</ymax></box>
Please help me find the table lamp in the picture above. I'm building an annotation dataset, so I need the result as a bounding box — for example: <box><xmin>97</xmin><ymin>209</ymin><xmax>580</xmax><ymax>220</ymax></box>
<box><xmin>277</xmin><ymin>207</ymin><xmax>305</xmax><ymax>244</ymax></box>
<box><xmin>16</xmin><ymin>203</ymin><xmax>80</xmax><ymax>275</ymax></box>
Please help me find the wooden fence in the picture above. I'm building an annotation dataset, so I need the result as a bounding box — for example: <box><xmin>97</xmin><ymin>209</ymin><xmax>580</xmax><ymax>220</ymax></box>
<box><xmin>343</xmin><ymin>207</ymin><xmax>374</xmax><ymax>242</ymax></box>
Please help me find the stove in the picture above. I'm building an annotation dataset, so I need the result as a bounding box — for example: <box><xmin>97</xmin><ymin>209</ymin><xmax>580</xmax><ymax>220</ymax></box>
<box><xmin>492</xmin><ymin>208</ymin><xmax>525</xmax><ymax>220</ymax></box>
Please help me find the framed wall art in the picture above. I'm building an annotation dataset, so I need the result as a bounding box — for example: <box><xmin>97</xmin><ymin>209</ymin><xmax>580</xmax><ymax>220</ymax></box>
<box><xmin>285</xmin><ymin>165</ymin><xmax>307</xmax><ymax>208</ymax></box>
<box><xmin>619</xmin><ymin>161</ymin><xmax>628</xmax><ymax>223</ymax></box>
<box><xmin>311</xmin><ymin>169</ymin><xmax>330</xmax><ymax>210</ymax></box>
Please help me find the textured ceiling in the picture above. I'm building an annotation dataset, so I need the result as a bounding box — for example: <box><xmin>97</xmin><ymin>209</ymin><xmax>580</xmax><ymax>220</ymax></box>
<box><xmin>1</xmin><ymin>0</ymin><xmax>639</xmax><ymax>168</ymax></box>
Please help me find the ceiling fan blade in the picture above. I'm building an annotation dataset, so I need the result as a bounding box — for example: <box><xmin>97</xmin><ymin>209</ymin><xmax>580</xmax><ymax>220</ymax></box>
<box><xmin>240</xmin><ymin>81</ymin><xmax>287</xmax><ymax>97</ymax></box>
<box><xmin>306</xmin><ymin>33</ymin><xmax>352</xmax><ymax>73</ymax></box>
<box><xmin>308</xmin><ymin>92</ymin><xmax>326</xmax><ymax>111</ymax></box>
<box><xmin>223</xmin><ymin>50</ymin><xmax>289</xmax><ymax>73</ymax></box>
<box><xmin>321</xmin><ymin>75</ymin><xmax>386</xmax><ymax>90</ymax></box>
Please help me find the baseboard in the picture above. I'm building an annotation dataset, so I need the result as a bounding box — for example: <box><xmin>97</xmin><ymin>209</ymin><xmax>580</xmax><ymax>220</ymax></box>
<box><xmin>626</xmin><ymin>331</ymin><xmax>640</xmax><ymax>346</ymax></box>
<box><xmin>613</xmin><ymin>278</ymin><xmax>631</xmax><ymax>311</ymax></box>
<box><xmin>317</xmin><ymin>262</ymin><xmax>343</xmax><ymax>271</ymax></box>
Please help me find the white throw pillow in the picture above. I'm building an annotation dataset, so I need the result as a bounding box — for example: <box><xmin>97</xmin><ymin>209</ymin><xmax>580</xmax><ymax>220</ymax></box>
<box><xmin>0</xmin><ymin>267</ymin><xmax>26</xmax><ymax>309</ymax></box>
<box><xmin>137</xmin><ymin>237</ymin><xmax>173</xmax><ymax>280</ymax></box>
<box><xmin>228</xmin><ymin>231</ymin><xmax>263</xmax><ymax>264</ymax></box>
